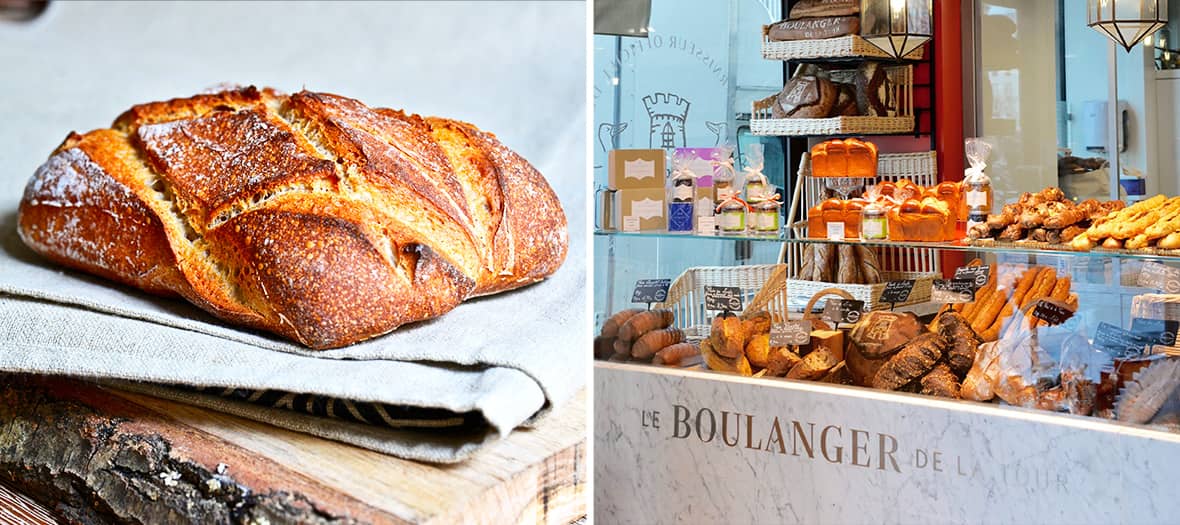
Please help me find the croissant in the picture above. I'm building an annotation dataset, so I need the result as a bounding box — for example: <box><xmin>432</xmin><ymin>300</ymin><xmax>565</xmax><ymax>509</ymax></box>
<box><xmin>17</xmin><ymin>86</ymin><xmax>568</xmax><ymax>349</ymax></box>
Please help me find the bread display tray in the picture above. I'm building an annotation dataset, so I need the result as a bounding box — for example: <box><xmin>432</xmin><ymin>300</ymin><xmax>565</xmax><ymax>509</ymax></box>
<box><xmin>761</xmin><ymin>26</ymin><xmax>926</xmax><ymax>61</ymax></box>
<box><xmin>969</xmin><ymin>238</ymin><xmax>1180</xmax><ymax>258</ymax></box>
<box><xmin>751</xmin><ymin>65</ymin><xmax>914</xmax><ymax>136</ymax></box>
<box><xmin>654</xmin><ymin>264</ymin><xmax>789</xmax><ymax>338</ymax></box>
<box><xmin>786</xmin><ymin>271</ymin><xmax>935</xmax><ymax>313</ymax></box>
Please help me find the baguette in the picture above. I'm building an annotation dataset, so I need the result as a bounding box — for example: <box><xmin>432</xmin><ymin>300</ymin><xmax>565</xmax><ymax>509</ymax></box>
<box><xmin>856</xmin><ymin>246</ymin><xmax>882</xmax><ymax>284</ymax></box>
<box><xmin>1009</xmin><ymin>268</ymin><xmax>1038</xmax><ymax>307</ymax></box>
<box><xmin>1019</xmin><ymin>267</ymin><xmax>1054</xmax><ymax>308</ymax></box>
<box><xmin>837</xmin><ymin>244</ymin><xmax>856</xmax><ymax>284</ymax></box>
<box><xmin>17</xmin><ymin>86</ymin><xmax>568</xmax><ymax>349</ymax></box>
<box><xmin>815</xmin><ymin>243</ymin><xmax>835</xmax><ymax>282</ymax></box>
<box><xmin>798</xmin><ymin>244</ymin><xmax>816</xmax><ymax>280</ymax></box>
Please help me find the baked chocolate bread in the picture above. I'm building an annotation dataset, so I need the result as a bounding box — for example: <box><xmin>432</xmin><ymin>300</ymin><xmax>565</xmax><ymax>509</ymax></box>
<box><xmin>789</xmin><ymin>0</ymin><xmax>860</xmax><ymax>19</ymax></box>
<box><xmin>18</xmin><ymin>86</ymin><xmax>568</xmax><ymax>349</ymax></box>
<box><xmin>767</xmin><ymin>16</ymin><xmax>860</xmax><ymax>41</ymax></box>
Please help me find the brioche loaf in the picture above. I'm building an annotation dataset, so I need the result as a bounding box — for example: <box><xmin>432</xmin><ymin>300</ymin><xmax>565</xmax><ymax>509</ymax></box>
<box><xmin>17</xmin><ymin>86</ymin><xmax>568</xmax><ymax>349</ymax></box>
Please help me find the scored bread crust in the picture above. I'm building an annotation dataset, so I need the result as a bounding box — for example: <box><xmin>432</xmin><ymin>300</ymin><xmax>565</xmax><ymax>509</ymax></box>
<box><xmin>17</xmin><ymin>86</ymin><xmax>568</xmax><ymax>349</ymax></box>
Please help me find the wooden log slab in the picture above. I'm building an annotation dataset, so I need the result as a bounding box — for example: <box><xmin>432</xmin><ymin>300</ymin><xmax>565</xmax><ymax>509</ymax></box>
<box><xmin>0</xmin><ymin>374</ymin><xmax>586</xmax><ymax>524</ymax></box>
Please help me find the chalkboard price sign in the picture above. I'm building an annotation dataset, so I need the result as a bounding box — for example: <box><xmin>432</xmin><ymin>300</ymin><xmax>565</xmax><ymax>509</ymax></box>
<box><xmin>704</xmin><ymin>286</ymin><xmax>743</xmax><ymax>312</ymax></box>
<box><xmin>1130</xmin><ymin>317</ymin><xmax>1180</xmax><ymax>347</ymax></box>
<box><xmin>1032</xmin><ymin>298</ymin><xmax>1074</xmax><ymax>326</ymax></box>
<box><xmin>931</xmin><ymin>279</ymin><xmax>976</xmax><ymax>304</ymax></box>
<box><xmin>1137</xmin><ymin>262</ymin><xmax>1180</xmax><ymax>294</ymax></box>
<box><xmin>631</xmin><ymin>279</ymin><xmax>671</xmax><ymax>304</ymax></box>
<box><xmin>823</xmin><ymin>299</ymin><xmax>865</xmax><ymax>324</ymax></box>
<box><xmin>1093</xmin><ymin>322</ymin><xmax>1151</xmax><ymax>356</ymax></box>
<box><xmin>953</xmin><ymin>265</ymin><xmax>991</xmax><ymax>289</ymax></box>
<box><xmin>879</xmin><ymin>280</ymin><xmax>915</xmax><ymax>304</ymax></box>
<box><xmin>770</xmin><ymin>320</ymin><xmax>813</xmax><ymax>346</ymax></box>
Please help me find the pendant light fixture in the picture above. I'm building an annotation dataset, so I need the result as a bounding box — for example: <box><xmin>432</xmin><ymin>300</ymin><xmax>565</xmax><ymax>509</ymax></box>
<box><xmin>1088</xmin><ymin>0</ymin><xmax>1168</xmax><ymax>52</ymax></box>
<box><xmin>860</xmin><ymin>0</ymin><xmax>933</xmax><ymax>59</ymax></box>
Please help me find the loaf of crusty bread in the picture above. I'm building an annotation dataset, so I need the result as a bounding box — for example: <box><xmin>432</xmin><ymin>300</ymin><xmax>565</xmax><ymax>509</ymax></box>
<box><xmin>17</xmin><ymin>86</ymin><xmax>568</xmax><ymax>349</ymax></box>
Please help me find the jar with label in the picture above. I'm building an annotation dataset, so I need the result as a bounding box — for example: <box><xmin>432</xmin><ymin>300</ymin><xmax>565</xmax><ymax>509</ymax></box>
<box><xmin>860</xmin><ymin>203</ymin><xmax>888</xmax><ymax>240</ymax></box>
<box><xmin>966</xmin><ymin>208</ymin><xmax>988</xmax><ymax>232</ymax></box>
<box><xmin>751</xmin><ymin>199</ymin><xmax>781</xmax><ymax>235</ymax></box>
<box><xmin>712</xmin><ymin>144</ymin><xmax>738</xmax><ymax>203</ymax></box>
<box><xmin>963</xmin><ymin>176</ymin><xmax>992</xmax><ymax>213</ymax></box>
<box><xmin>716</xmin><ymin>198</ymin><xmax>748</xmax><ymax>233</ymax></box>
<box><xmin>742</xmin><ymin>143</ymin><xmax>768</xmax><ymax>204</ymax></box>
<box><xmin>963</xmin><ymin>138</ymin><xmax>995</xmax><ymax>214</ymax></box>
<box><xmin>667</xmin><ymin>153</ymin><xmax>696</xmax><ymax>232</ymax></box>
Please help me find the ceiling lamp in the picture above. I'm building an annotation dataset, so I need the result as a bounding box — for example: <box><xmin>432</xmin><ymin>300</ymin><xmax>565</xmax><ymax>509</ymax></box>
<box><xmin>860</xmin><ymin>0</ymin><xmax>933</xmax><ymax>59</ymax></box>
<box><xmin>1088</xmin><ymin>0</ymin><xmax>1168</xmax><ymax>52</ymax></box>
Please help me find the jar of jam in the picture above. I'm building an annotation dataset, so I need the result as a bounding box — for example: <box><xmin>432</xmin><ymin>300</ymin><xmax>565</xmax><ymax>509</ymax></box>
<box><xmin>717</xmin><ymin>199</ymin><xmax>748</xmax><ymax>233</ymax></box>
<box><xmin>860</xmin><ymin>203</ymin><xmax>888</xmax><ymax>240</ymax></box>
<box><xmin>752</xmin><ymin>199</ymin><xmax>781</xmax><ymax>235</ymax></box>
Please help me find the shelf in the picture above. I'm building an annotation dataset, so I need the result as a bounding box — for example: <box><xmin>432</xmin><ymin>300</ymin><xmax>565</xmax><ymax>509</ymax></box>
<box><xmin>595</xmin><ymin>229</ymin><xmax>1180</xmax><ymax>263</ymax></box>
<box><xmin>759</xmin><ymin>32</ymin><xmax>926</xmax><ymax>62</ymax></box>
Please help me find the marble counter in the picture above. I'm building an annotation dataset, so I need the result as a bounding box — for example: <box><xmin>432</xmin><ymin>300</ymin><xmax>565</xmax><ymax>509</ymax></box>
<box><xmin>595</xmin><ymin>362</ymin><xmax>1180</xmax><ymax>524</ymax></box>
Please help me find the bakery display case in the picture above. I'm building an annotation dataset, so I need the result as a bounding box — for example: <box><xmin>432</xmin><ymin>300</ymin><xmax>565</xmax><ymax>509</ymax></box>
<box><xmin>594</xmin><ymin>228</ymin><xmax>1180</xmax><ymax>522</ymax></box>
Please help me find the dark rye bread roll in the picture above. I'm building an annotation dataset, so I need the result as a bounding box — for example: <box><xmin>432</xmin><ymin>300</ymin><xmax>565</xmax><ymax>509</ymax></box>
<box><xmin>17</xmin><ymin>86</ymin><xmax>568</xmax><ymax>349</ymax></box>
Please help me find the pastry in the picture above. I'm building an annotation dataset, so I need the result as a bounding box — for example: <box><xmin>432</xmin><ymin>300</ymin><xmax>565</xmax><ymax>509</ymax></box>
<box><xmin>767</xmin><ymin>16</ymin><xmax>860</xmax><ymax>41</ymax></box>
<box><xmin>619</xmin><ymin>309</ymin><xmax>675</xmax><ymax>342</ymax></box>
<box><xmin>819</xmin><ymin>362</ymin><xmax>855</xmax><ymax>385</ymax></box>
<box><xmin>871</xmin><ymin>332</ymin><xmax>945</xmax><ymax>390</ymax></box>
<box><xmin>594</xmin><ymin>335</ymin><xmax>615</xmax><ymax>360</ymax></box>
<box><xmin>745</xmin><ymin>333</ymin><xmax>773</xmax><ymax>369</ymax></box>
<box><xmin>601</xmin><ymin>308</ymin><xmax>645</xmax><ymax>339</ymax></box>
<box><xmin>807</xmin><ymin>329</ymin><xmax>845</xmax><ymax>362</ymax></box>
<box><xmin>856</xmin><ymin>245</ymin><xmax>883</xmax><ymax>284</ymax></box>
<box><xmin>766</xmin><ymin>347</ymin><xmax>803</xmax><ymax>377</ymax></box>
<box><xmin>846</xmin><ymin>311</ymin><xmax>926</xmax><ymax>386</ymax></box>
<box><xmin>653</xmin><ymin>343</ymin><xmax>701</xmax><ymax>367</ymax></box>
<box><xmin>810</xmin><ymin>138</ymin><xmax>878</xmax><ymax>178</ymax></box>
<box><xmin>787</xmin><ymin>348</ymin><xmax>839</xmax><ymax>380</ymax></box>
<box><xmin>17</xmin><ymin>86</ymin><xmax>568</xmax><ymax>349</ymax></box>
<box><xmin>789</xmin><ymin>0</ymin><xmax>859</xmax><ymax>18</ymax></box>
<box><xmin>632</xmin><ymin>328</ymin><xmax>685</xmax><ymax>360</ymax></box>
<box><xmin>854</xmin><ymin>62</ymin><xmax>889</xmax><ymax>116</ymax></box>
<box><xmin>772</xmin><ymin>67</ymin><xmax>837</xmax><ymax>118</ymax></box>
<box><xmin>837</xmin><ymin>244</ymin><xmax>857</xmax><ymax>284</ymax></box>
<box><xmin>935</xmin><ymin>311</ymin><xmax>981</xmax><ymax>378</ymax></box>
<box><xmin>919</xmin><ymin>363</ymin><xmax>961</xmax><ymax>399</ymax></box>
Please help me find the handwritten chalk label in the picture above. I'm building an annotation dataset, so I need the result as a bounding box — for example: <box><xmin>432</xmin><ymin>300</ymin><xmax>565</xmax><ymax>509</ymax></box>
<box><xmin>622</xmin><ymin>215</ymin><xmax>641</xmax><ymax>232</ymax></box>
<box><xmin>826</xmin><ymin>222</ymin><xmax>845</xmax><ymax>240</ymax></box>
<box><xmin>1130</xmin><ymin>317</ymin><xmax>1180</xmax><ymax>347</ymax></box>
<box><xmin>704</xmin><ymin>286</ymin><xmax>743</xmax><ymax>312</ymax></box>
<box><xmin>1094</xmin><ymin>321</ymin><xmax>1151</xmax><ymax>356</ymax></box>
<box><xmin>632</xmin><ymin>279</ymin><xmax>671</xmax><ymax>304</ymax></box>
<box><xmin>770</xmin><ymin>320</ymin><xmax>812</xmax><ymax>346</ymax></box>
<box><xmin>1136</xmin><ymin>262</ymin><xmax>1180</xmax><ymax>293</ymax></box>
<box><xmin>823</xmin><ymin>299</ymin><xmax>865</xmax><ymax>324</ymax></box>
<box><xmin>1032</xmin><ymin>298</ymin><xmax>1074</xmax><ymax>326</ymax></box>
<box><xmin>697</xmin><ymin>216</ymin><xmax>717</xmax><ymax>236</ymax></box>
<box><xmin>879</xmin><ymin>280</ymin><xmax>915</xmax><ymax>304</ymax></box>
<box><xmin>953</xmin><ymin>265</ymin><xmax>991</xmax><ymax>289</ymax></box>
<box><xmin>931</xmin><ymin>279</ymin><xmax>976</xmax><ymax>304</ymax></box>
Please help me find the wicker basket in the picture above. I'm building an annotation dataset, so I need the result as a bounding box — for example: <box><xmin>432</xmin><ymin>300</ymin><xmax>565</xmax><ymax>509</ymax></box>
<box><xmin>761</xmin><ymin>26</ymin><xmax>926</xmax><ymax>61</ymax></box>
<box><xmin>655</xmin><ymin>264</ymin><xmax>789</xmax><ymax>338</ymax></box>
<box><xmin>751</xmin><ymin>65</ymin><xmax>914</xmax><ymax>136</ymax></box>
<box><xmin>786</xmin><ymin>271</ymin><xmax>936</xmax><ymax>312</ymax></box>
